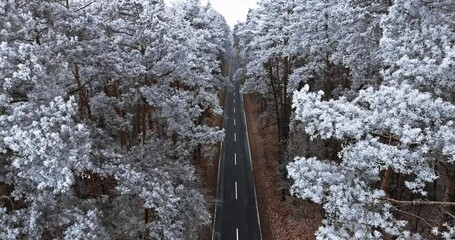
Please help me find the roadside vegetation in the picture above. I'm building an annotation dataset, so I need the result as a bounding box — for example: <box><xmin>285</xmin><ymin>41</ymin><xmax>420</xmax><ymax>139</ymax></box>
<box><xmin>235</xmin><ymin>0</ymin><xmax>455</xmax><ymax>238</ymax></box>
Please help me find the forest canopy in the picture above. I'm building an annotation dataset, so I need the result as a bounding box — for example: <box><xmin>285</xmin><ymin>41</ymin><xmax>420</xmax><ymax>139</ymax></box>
<box><xmin>234</xmin><ymin>0</ymin><xmax>455</xmax><ymax>238</ymax></box>
<box><xmin>0</xmin><ymin>0</ymin><xmax>231</xmax><ymax>239</ymax></box>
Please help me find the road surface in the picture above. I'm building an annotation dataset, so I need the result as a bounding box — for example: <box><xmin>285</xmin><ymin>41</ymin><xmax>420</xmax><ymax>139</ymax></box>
<box><xmin>213</xmin><ymin>52</ymin><xmax>262</xmax><ymax>240</ymax></box>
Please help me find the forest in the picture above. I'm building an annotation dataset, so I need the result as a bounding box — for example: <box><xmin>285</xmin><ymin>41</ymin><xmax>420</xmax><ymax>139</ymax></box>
<box><xmin>0</xmin><ymin>0</ymin><xmax>231</xmax><ymax>239</ymax></box>
<box><xmin>235</xmin><ymin>0</ymin><xmax>455</xmax><ymax>239</ymax></box>
<box><xmin>1</xmin><ymin>0</ymin><xmax>455</xmax><ymax>239</ymax></box>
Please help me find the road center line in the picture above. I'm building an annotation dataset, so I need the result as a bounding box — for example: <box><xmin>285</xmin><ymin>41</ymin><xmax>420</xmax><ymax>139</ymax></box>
<box><xmin>235</xmin><ymin>181</ymin><xmax>238</xmax><ymax>200</ymax></box>
<box><xmin>234</xmin><ymin>118</ymin><xmax>236</xmax><ymax>126</ymax></box>
<box><xmin>235</xmin><ymin>153</ymin><xmax>237</xmax><ymax>165</ymax></box>
<box><xmin>234</xmin><ymin>99</ymin><xmax>235</xmax><ymax>104</ymax></box>
<box><xmin>234</xmin><ymin>133</ymin><xmax>237</xmax><ymax>142</ymax></box>
<box><xmin>236</xmin><ymin>228</ymin><xmax>239</xmax><ymax>240</ymax></box>
<box><xmin>234</xmin><ymin>107</ymin><xmax>235</xmax><ymax>113</ymax></box>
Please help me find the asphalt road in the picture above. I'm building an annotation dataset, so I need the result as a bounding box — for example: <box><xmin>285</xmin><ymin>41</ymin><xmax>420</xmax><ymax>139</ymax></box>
<box><xmin>213</xmin><ymin>52</ymin><xmax>262</xmax><ymax>240</ymax></box>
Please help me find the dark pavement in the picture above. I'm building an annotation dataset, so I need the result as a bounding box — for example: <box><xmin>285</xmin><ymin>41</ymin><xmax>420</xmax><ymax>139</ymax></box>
<box><xmin>213</xmin><ymin>52</ymin><xmax>262</xmax><ymax>240</ymax></box>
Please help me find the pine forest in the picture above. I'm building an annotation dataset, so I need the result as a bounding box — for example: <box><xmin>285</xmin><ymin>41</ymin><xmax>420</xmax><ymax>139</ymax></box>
<box><xmin>1</xmin><ymin>0</ymin><xmax>455</xmax><ymax>239</ymax></box>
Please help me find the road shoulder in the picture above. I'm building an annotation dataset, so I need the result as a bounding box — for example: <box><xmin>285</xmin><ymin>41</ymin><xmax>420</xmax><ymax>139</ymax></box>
<box><xmin>243</xmin><ymin>94</ymin><xmax>323</xmax><ymax>240</ymax></box>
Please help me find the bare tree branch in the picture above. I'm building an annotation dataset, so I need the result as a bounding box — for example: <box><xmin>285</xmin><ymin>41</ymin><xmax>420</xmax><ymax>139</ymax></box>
<box><xmin>383</xmin><ymin>197</ymin><xmax>455</xmax><ymax>207</ymax></box>
<box><xmin>74</xmin><ymin>1</ymin><xmax>95</xmax><ymax>12</ymax></box>
<box><xmin>392</xmin><ymin>206</ymin><xmax>434</xmax><ymax>229</ymax></box>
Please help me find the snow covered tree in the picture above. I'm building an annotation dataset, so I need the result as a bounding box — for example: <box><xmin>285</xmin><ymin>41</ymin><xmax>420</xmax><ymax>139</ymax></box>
<box><xmin>0</xmin><ymin>96</ymin><xmax>103</xmax><ymax>239</ymax></box>
<box><xmin>0</xmin><ymin>0</ymin><xmax>230</xmax><ymax>238</ymax></box>
<box><xmin>288</xmin><ymin>84</ymin><xmax>455</xmax><ymax>239</ymax></box>
<box><xmin>380</xmin><ymin>0</ymin><xmax>455</xmax><ymax>101</ymax></box>
<box><xmin>284</xmin><ymin>0</ymin><xmax>391</xmax><ymax>98</ymax></box>
<box><xmin>236</xmin><ymin>0</ymin><xmax>296</xmax><ymax>153</ymax></box>
<box><xmin>329</xmin><ymin>0</ymin><xmax>391</xmax><ymax>90</ymax></box>
<box><xmin>285</xmin><ymin>0</ymin><xmax>354</xmax><ymax>100</ymax></box>
<box><xmin>236</xmin><ymin>0</ymin><xmax>455</xmax><ymax>238</ymax></box>
<box><xmin>86</xmin><ymin>0</ymin><xmax>229</xmax><ymax>237</ymax></box>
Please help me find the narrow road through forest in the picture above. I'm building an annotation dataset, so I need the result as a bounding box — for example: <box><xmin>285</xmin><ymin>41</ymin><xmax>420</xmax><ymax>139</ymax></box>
<box><xmin>213</xmin><ymin>52</ymin><xmax>262</xmax><ymax>240</ymax></box>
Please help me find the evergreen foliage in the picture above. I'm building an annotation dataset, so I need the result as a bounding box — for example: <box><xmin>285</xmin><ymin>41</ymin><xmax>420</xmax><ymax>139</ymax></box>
<box><xmin>0</xmin><ymin>0</ymin><xmax>231</xmax><ymax>239</ymax></box>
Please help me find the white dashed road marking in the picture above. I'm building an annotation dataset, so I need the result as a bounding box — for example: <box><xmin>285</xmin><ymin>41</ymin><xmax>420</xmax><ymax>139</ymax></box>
<box><xmin>235</xmin><ymin>181</ymin><xmax>238</xmax><ymax>200</ymax></box>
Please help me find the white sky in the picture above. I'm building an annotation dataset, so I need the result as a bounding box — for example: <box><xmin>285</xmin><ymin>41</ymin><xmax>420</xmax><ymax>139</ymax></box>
<box><xmin>166</xmin><ymin>0</ymin><xmax>258</xmax><ymax>28</ymax></box>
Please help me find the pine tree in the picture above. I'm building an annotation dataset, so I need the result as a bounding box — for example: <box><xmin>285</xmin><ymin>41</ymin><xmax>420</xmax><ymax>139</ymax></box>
<box><xmin>289</xmin><ymin>83</ymin><xmax>455</xmax><ymax>239</ymax></box>
<box><xmin>0</xmin><ymin>0</ymin><xmax>231</xmax><ymax>238</ymax></box>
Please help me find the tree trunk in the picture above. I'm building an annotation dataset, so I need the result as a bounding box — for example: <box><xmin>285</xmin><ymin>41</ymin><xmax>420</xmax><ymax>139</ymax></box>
<box><xmin>396</xmin><ymin>173</ymin><xmax>404</xmax><ymax>200</ymax></box>
<box><xmin>381</xmin><ymin>167</ymin><xmax>394</xmax><ymax>195</ymax></box>
<box><xmin>342</xmin><ymin>68</ymin><xmax>351</xmax><ymax>89</ymax></box>
<box><xmin>112</xmin><ymin>80</ymin><xmax>129</xmax><ymax>148</ymax></box>
<box><xmin>331</xmin><ymin>138</ymin><xmax>339</xmax><ymax>161</ymax></box>
<box><xmin>444</xmin><ymin>165</ymin><xmax>455</xmax><ymax>214</ymax></box>
<box><xmin>142</xmin><ymin>102</ymin><xmax>147</xmax><ymax>144</ymax></box>
<box><xmin>144</xmin><ymin>208</ymin><xmax>150</xmax><ymax>240</ymax></box>
<box><xmin>73</xmin><ymin>63</ymin><xmax>91</xmax><ymax>120</ymax></box>
<box><xmin>323</xmin><ymin>10</ymin><xmax>332</xmax><ymax>100</ymax></box>
<box><xmin>267</xmin><ymin>60</ymin><xmax>282</xmax><ymax>145</ymax></box>
<box><xmin>275</xmin><ymin>57</ymin><xmax>284</xmax><ymax>145</ymax></box>
<box><xmin>324</xmin><ymin>52</ymin><xmax>332</xmax><ymax>100</ymax></box>
<box><xmin>281</xmin><ymin>56</ymin><xmax>291</xmax><ymax>142</ymax></box>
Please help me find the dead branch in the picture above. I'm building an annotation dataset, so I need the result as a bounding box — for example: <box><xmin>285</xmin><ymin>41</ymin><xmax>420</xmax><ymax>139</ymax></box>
<box><xmin>442</xmin><ymin>208</ymin><xmax>455</xmax><ymax>219</ymax></box>
<box><xmin>372</xmin><ymin>133</ymin><xmax>401</xmax><ymax>144</ymax></box>
<box><xmin>383</xmin><ymin>197</ymin><xmax>455</xmax><ymax>207</ymax></box>
<box><xmin>74</xmin><ymin>1</ymin><xmax>95</xmax><ymax>12</ymax></box>
<box><xmin>391</xmin><ymin>206</ymin><xmax>434</xmax><ymax>229</ymax></box>
<box><xmin>0</xmin><ymin>195</ymin><xmax>14</xmax><ymax>210</ymax></box>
